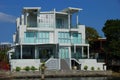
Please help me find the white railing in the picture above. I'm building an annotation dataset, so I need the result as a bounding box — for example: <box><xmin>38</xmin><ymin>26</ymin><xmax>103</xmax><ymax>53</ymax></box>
<box><xmin>45</xmin><ymin>58</ymin><xmax>60</xmax><ymax>70</ymax></box>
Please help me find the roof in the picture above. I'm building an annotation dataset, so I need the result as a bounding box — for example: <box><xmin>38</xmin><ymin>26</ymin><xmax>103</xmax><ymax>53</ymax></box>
<box><xmin>23</xmin><ymin>7</ymin><xmax>41</xmax><ymax>13</ymax></box>
<box><xmin>62</xmin><ymin>7</ymin><xmax>82</xmax><ymax>14</ymax></box>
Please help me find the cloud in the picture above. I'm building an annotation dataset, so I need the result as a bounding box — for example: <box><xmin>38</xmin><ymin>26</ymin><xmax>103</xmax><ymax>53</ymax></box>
<box><xmin>0</xmin><ymin>12</ymin><xmax>16</xmax><ymax>23</ymax></box>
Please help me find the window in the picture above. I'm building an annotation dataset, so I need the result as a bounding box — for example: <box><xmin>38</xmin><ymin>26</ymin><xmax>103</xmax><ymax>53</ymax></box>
<box><xmin>37</xmin><ymin>32</ymin><xmax>49</xmax><ymax>43</ymax></box>
<box><xmin>72</xmin><ymin>33</ymin><xmax>82</xmax><ymax>44</ymax></box>
<box><xmin>26</xmin><ymin>32</ymin><xmax>35</xmax><ymax>37</ymax></box>
<box><xmin>24</xmin><ymin>32</ymin><xmax>35</xmax><ymax>43</ymax></box>
<box><xmin>59</xmin><ymin>47</ymin><xmax>69</xmax><ymax>59</ymax></box>
<box><xmin>56</xmin><ymin>18</ymin><xmax>63</xmax><ymax>28</ymax></box>
<box><xmin>38</xmin><ymin>14</ymin><xmax>54</xmax><ymax>28</ymax></box>
<box><xmin>58</xmin><ymin>32</ymin><xmax>70</xmax><ymax>43</ymax></box>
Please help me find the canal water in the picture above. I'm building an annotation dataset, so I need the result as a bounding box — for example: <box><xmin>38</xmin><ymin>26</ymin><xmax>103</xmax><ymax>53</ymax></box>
<box><xmin>12</xmin><ymin>77</ymin><xmax>120</xmax><ymax>80</ymax></box>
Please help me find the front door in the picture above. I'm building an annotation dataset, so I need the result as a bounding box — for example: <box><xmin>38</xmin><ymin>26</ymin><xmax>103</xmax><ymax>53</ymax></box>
<box><xmin>59</xmin><ymin>47</ymin><xmax>69</xmax><ymax>59</ymax></box>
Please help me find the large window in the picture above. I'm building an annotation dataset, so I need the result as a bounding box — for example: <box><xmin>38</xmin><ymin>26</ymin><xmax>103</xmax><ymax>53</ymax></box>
<box><xmin>56</xmin><ymin>18</ymin><xmax>63</xmax><ymax>28</ymax></box>
<box><xmin>58</xmin><ymin>32</ymin><xmax>70</xmax><ymax>43</ymax></box>
<box><xmin>36</xmin><ymin>32</ymin><xmax>49</xmax><ymax>43</ymax></box>
<box><xmin>24</xmin><ymin>32</ymin><xmax>35</xmax><ymax>43</ymax></box>
<box><xmin>24</xmin><ymin>31</ymin><xmax>49</xmax><ymax>43</ymax></box>
<box><xmin>72</xmin><ymin>33</ymin><xmax>82</xmax><ymax>44</ymax></box>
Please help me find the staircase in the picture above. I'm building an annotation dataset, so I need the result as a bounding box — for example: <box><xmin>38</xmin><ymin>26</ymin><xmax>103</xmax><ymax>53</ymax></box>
<box><xmin>61</xmin><ymin>59</ymin><xmax>70</xmax><ymax>70</ymax></box>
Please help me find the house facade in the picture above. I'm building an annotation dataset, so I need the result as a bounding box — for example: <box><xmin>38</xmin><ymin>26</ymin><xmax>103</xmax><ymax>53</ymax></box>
<box><xmin>9</xmin><ymin>7</ymin><xmax>106</xmax><ymax>71</ymax></box>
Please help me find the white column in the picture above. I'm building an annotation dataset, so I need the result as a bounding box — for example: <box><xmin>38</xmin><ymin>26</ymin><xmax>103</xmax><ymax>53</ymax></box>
<box><xmin>81</xmin><ymin>46</ymin><xmax>84</xmax><ymax>58</ymax></box>
<box><xmin>26</xmin><ymin>13</ymin><xmax>29</xmax><ymax>26</ymax></box>
<box><xmin>54</xmin><ymin>30</ymin><xmax>58</xmax><ymax>43</ymax></box>
<box><xmin>16</xmin><ymin>18</ymin><xmax>20</xmax><ymax>28</ymax></box>
<box><xmin>21</xmin><ymin>15</ymin><xmax>24</xmax><ymax>25</ymax></box>
<box><xmin>76</xmin><ymin>12</ymin><xmax>79</xmax><ymax>25</ymax></box>
<box><xmin>20</xmin><ymin>45</ymin><xmax>23</xmax><ymax>59</ymax></box>
<box><xmin>69</xmin><ymin>47</ymin><xmax>72</xmax><ymax>69</ymax></box>
<box><xmin>35</xmin><ymin>46</ymin><xmax>37</xmax><ymax>59</ymax></box>
<box><xmin>87</xmin><ymin>46</ymin><xmax>89</xmax><ymax>58</ymax></box>
<box><xmin>74</xmin><ymin>45</ymin><xmax>76</xmax><ymax>53</ymax></box>
<box><xmin>54</xmin><ymin>8</ymin><xmax>56</xmax><ymax>28</ymax></box>
<box><xmin>68</xmin><ymin>12</ymin><xmax>71</xmax><ymax>29</ymax></box>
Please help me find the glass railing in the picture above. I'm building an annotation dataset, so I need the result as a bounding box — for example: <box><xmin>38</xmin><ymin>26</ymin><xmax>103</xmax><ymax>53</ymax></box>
<box><xmin>27</xmin><ymin>22</ymin><xmax>37</xmax><ymax>27</ymax></box>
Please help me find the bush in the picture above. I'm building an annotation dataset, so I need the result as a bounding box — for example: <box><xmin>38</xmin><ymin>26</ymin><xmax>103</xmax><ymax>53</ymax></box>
<box><xmin>91</xmin><ymin>66</ymin><xmax>94</xmax><ymax>71</ymax></box>
<box><xmin>16</xmin><ymin>66</ymin><xmax>21</xmax><ymax>72</ymax></box>
<box><xmin>84</xmin><ymin>65</ymin><xmax>88</xmax><ymax>70</ymax></box>
<box><xmin>97</xmin><ymin>67</ymin><xmax>100</xmax><ymax>70</ymax></box>
<box><xmin>24</xmin><ymin>66</ymin><xmax>30</xmax><ymax>71</ymax></box>
<box><xmin>31</xmin><ymin>66</ymin><xmax>37</xmax><ymax>71</ymax></box>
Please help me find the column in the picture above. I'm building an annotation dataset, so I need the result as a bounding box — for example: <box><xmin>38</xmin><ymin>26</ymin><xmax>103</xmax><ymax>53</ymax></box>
<box><xmin>68</xmin><ymin>11</ymin><xmax>71</xmax><ymax>29</ymax></box>
<box><xmin>74</xmin><ymin>45</ymin><xmax>76</xmax><ymax>59</ymax></box>
<box><xmin>54</xmin><ymin>8</ymin><xmax>56</xmax><ymax>28</ymax></box>
<box><xmin>69</xmin><ymin>47</ymin><xmax>72</xmax><ymax>69</ymax></box>
<box><xmin>87</xmin><ymin>46</ymin><xmax>90</xmax><ymax>58</ymax></box>
<box><xmin>76</xmin><ymin>12</ymin><xmax>79</xmax><ymax>25</ymax></box>
<box><xmin>74</xmin><ymin>45</ymin><xmax>76</xmax><ymax>53</ymax></box>
<box><xmin>81</xmin><ymin>46</ymin><xmax>84</xmax><ymax>58</ymax></box>
<box><xmin>21</xmin><ymin>15</ymin><xmax>24</xmax><ymax>25</ymax></box>
<box><xmin>35</xmin><ymin>46</ymin><xmax>37</xmax><ymax>59</ymax></box>
<box><xmin>20</xmin><ymin>45</ymin><xmax>23</xmax><ymax>59</ymax></box>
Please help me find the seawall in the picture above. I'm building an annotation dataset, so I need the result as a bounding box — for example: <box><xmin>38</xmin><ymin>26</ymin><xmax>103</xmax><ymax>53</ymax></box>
<box><xmin>0</xmin><ymin>70</ymin><xmax>113</xmax><ymax>79</ymax></box>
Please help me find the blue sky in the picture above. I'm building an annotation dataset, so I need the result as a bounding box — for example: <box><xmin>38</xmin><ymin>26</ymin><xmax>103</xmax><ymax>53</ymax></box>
<box><xmin>0</xmin><ymin>0</ymin><xmax>120</xmax><ymax>42</ymax></box>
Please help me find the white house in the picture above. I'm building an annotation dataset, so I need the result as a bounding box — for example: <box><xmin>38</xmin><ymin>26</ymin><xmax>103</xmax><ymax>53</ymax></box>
<box><xmin>8</xmin><ymin>7</ymin><xmax>106</xmax><ymax>71</ymax></box>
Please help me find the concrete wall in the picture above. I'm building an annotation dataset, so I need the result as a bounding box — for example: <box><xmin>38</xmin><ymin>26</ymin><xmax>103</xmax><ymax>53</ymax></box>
<box><xmin>10</xmin><ymin>59</ymin><xmax>40</xmax><ymax>71</ymax></box>
<box><xmin>79</xmin><ymin>59</ymin><xmax>106</xmax><ymax>71</ymax></box>
<box><xmin>78</xmin><ymin>25</ymin><xmax>85</xmax><ymax>44</ymax></box>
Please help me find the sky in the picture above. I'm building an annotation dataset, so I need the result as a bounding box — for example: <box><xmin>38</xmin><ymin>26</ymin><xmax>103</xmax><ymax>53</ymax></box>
<box><xmin>0</xmin><ymin>0</ymin><xmax>120</xmax><ymax>42</ymax></box>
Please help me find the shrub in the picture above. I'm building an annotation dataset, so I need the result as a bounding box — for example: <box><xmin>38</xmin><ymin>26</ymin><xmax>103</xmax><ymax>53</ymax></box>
<box><xmin>24</xmin><ymin>66</ymin><xmax>30</xmax><ymax>71</ymax></box>
<box><xmin>31</xmin><ymin>66</ymin><xmax>37</xmax><ymax>71</ymax></box>
<box><xmin>16</xmin><ymin>66</ymin><xmax>21</xmax><ymax>72</ymax></box>
<box><xmin>91</xmin><ymin>66</ymin><xmax>94</xmax><ymax>71</ymax></box>
<box><xmin>84</xmin><ymin>65</ymin><xmax>88</xmax><ymax>70</ymax></box>
<box><xmin>97</xmin><ymin>67</ymin><xmax>100</xmax><ymax>70</ymax></box>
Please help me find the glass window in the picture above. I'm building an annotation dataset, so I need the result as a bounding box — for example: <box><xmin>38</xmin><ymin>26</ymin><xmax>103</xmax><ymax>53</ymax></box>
<box><xmin>72</xmin><ymin>33</ymin><xmax>82</xmax><ymax>44</ymax></box>
<box><xmin>58</xmin><ymin>32</ymin><xmax>70</xmax><ymax>44</ymax></box>
<box><xmin>37</xmin><ymin>32</ymin><xmax>49</xmax><ymax>43</ymax></box>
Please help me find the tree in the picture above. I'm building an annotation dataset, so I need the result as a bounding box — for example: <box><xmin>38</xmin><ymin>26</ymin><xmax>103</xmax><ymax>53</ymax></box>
<box><xmin>85</xmin><ymin>26</ymin><xmax>100</xmax><ymax>58</ymax></box>
<box><xmin>102</xmin><ymin>19</ymin><xmax>120</xmax><ymax>57</ymax></box>
<box><xmin>86</xmin><ymin>26</ymin><xmax>100</xmax><ymax>42</ymax></box>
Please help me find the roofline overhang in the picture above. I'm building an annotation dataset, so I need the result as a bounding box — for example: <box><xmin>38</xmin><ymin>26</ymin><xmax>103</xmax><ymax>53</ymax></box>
<box><xmin>62</xmin><ymin>7</ymin><xmax>83</xmax><ymax>14</ymax></box>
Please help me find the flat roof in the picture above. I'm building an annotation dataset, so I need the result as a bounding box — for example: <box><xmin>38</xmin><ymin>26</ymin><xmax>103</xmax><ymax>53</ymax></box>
<box><xmin>23</xmin><ymin>7</ymin><xmax>41</xmax><ymax>10</ymax></box>
<box><xmin>23</xmin><ymin>7</ymin><xmax>41</xmax><ymax>13</ymax></box>
<box><xmin>62</xmin><ymin>7</ymin><xmax>82</xmax><ymax>13</ymax></box>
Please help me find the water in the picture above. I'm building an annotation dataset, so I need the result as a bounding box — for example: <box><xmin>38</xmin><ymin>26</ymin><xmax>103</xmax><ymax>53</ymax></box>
<box><xmin>12</xmin><ymin>77</ymin><xmax>120</xmax><ymax>80</ymax></box>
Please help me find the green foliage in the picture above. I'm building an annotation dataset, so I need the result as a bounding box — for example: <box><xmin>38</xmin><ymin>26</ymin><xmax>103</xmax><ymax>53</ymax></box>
<box><xmin>86</xmin><ymin>26</ymin><xmax>100</xmax><ymax>42</ymax></box>
<box><xmin>0</xmin><ymin>49</ymin><xmax>9</xmax><ymax>63</ymax></box>
<box><xmin>24</xmin><ymin>66</ymin><xmax>30</xmax><ymax>71</ymax></box>
<box><xmin>84</xmin><ymin>65</ymin><xmax>88</xmax><ymax>70</ymax></box>
<box><xmin>16</xmin><ymin>66</ymin><xmax>21</xmax><ymax>72</ymax></box>
<box><xmin>91</xmin><ymin>66</ymin><xmax>94</xmax><ymax>71</ymax></box>
<box><xmin>97</xmin><ymin>67</ymin><xmax>100</xmax><ymax>70</ymax></box>
<box><xmin>31</xmin><ymin>66</ymin><xmax>37</xmax><ymax>71</ymax></box>
<box><xmin>102</xmin><ymin>19</ymin><xmax>120</xmax><ymax>57</ymax></box>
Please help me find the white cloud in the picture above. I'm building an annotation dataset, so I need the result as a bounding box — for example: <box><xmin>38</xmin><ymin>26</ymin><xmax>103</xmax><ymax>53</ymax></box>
<box><xmin>0</xmin><ymin>12</ymin><xmax>16</xmax><ymax>23</ymax></box>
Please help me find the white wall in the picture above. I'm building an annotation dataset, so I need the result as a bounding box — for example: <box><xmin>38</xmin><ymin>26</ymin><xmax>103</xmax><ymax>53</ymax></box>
<box><xmin>79</xmin><ymin>59</ymin><xmax>106</xmax><ymax>71</ymax></box>
<box><xmin>49</xmin><ymin>32</ymin><xmax>54</xmax><ymax>43</ymax></box>
<box><xmin>10</xmin><ymin>59</ymin><xmax>40</xmax><ymax>71</ymax></box>
<box><xmin>78</xmin><ymin>25</ymin><xmax>85</xmax><ymax>44</ymax></box>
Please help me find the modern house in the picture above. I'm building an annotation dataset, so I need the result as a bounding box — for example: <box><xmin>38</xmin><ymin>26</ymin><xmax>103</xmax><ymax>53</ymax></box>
<box><xmin>8</xmin><ymin>7</ymin><xmax>106</xmax><ymax>71</ymax></box>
